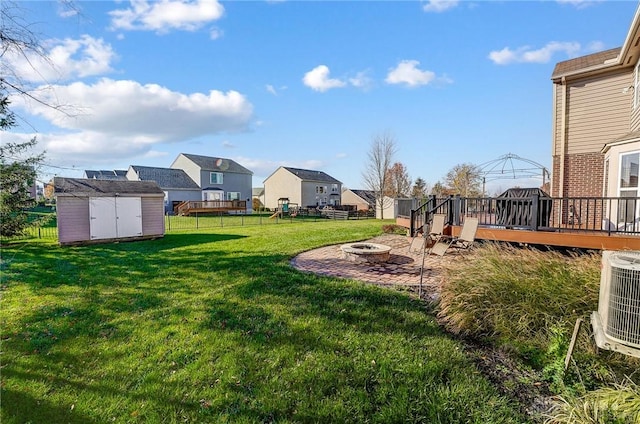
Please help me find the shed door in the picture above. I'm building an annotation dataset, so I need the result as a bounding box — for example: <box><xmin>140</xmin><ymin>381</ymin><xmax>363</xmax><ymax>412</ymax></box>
<box><xmin>89</xmin><ymin>197</ymin><xmax>143</xmax><ymax>240</ymax></box>
<box><xmin>116</xmin><ymin>197</ymin><xmax>143</xmax><ymax>238</ymax></box>
<box><xmin>90</xmin><ymin>197</ymin><xmax>117</xmax><ymax>240</ymax></box>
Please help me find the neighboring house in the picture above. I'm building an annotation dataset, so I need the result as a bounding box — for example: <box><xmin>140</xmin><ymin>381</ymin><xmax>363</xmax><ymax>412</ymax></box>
<box><xmin>54</xmin><ymin>177</ymin><xmax>165</xmax><ymax>245</ymax></box>
<box><xmin>170</xmin><ymin>153</ymin><xmax>253</xmax><ymax>209</ymax></box>
<box><xmin>342</xmin><ymin>189</ymin><xmax>376</xmax><ymax>211</ymax></box>
<box><xmin>263</xmin><ymin>166</ymin><xmax>342</xmax><ymax>210</ymax></box>
<box><xmin>126</xmin><ymin>165</ymin><xmax>201</xmax><ymax>213</ymax></box>
<box><xmin>83</xmin><ymin>170</ymin><xmax>128</xmax><ymax>180</ymax></box>
<box><xmin>252</xmin><ymin>187</ymin><xmax>265</xmax><ymax>208</ymax></box>
<box><xmin>551</xmin><ymin>6</ymin><xmax>640</xmax><ymax>225</ymax></box>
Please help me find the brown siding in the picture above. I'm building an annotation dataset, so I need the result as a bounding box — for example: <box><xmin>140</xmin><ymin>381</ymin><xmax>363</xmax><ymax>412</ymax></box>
<box><xmin>564</xmin><ymin>72</ymin><xmax>631</xmax><ymax>154</ymax></box>
<box><xmin>631</xmin><ymin>66</ymin><xmax>640</xmax><ymax>131</ymax></box>
<box><xmin>552</xmin><ymin>84</ymin><xmax>563</xmax><ymax>157</ymax></box>
<box><xmin>141</xmin><ymin>197</ymin><xmax>165</xmax><ymax>236</ymax></box>
<box><xmin>57</xmin><ymin>197</ymin><xmax>90</xmax><ymax>244</ymax></box>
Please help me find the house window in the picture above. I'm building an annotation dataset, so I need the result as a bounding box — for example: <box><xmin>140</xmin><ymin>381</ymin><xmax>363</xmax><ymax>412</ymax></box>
<box><xmin>210</xmin><ymin>172</ymin><xmax>223</xmax><ymax>184</ymax></box>
<box><xmin>618</xmin><ymin>152</ymin><xmax>639</xmax><ymax>224</ymax></box>
<box><xmin>226</xmin><ymin>192</ymin><xmax>240</xmax><ymax>201</ymax></box>
<box><xmin>316</xmin><ymin>185</ymin><xmax>325</xmax><ymax>194</ymax></box>
<box><xmin>331</xmin><ymin>184</ymin><xmax>338</xmax><ymax>193</ymax></box>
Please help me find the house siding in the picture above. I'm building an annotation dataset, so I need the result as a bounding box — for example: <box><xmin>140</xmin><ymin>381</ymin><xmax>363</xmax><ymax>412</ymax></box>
<box><xmin>171</xmin><ymin>155</ymin><xmax>202</xmax><ymax>187</ymax></box>
<box><xmin>552</xmin><ymin>70</ymin><xmax>632</xmax><ymax>197</ymax></box>
<box><xmin>57</xmin><ymin>196</ymin><xmax>90</xmax><ymax>244</ymax></box>
<box><xmin>264</xmin><ymin>168</ymin><xmax>301</xmax><ymax>209</ymax></box>
<box><xmin>632</xmin><ymin>65</ymin><xmax>640</xmax><ymax>131</ymax></box>
<box><xmin>342</xmin><ymin>191</ymin><xmax>371</xmax><ymax>210</ymax></box>
<box><xmin>200</xmin><ymin>170</ymin><xmax>252</xmax><ymax>202</ymax></box>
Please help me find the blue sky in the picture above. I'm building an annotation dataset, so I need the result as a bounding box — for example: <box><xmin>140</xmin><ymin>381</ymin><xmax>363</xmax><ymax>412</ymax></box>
<box><xmin>3</xmin><ymin>0</ymin><xmax>639</xmax><ymax>193</ymax></box>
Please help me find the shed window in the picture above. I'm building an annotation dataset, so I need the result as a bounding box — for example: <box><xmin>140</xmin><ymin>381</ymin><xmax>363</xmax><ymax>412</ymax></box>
<box><xmin>210</xmin><ymin>172</ymin><xmax>223</xmax><ymax>184</ymax></box>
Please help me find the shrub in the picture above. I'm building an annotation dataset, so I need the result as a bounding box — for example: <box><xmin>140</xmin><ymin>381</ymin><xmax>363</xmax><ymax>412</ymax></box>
<box><xmin>437</xmin><ymin>242</ymin><xmax>640</xmax><ymax>402</ymax></box>
<box><xmin>545</xmin><ymin>379</ymin><xmax>640</xmax><ymax>424</ymax></box>
<box><xmin>438</xmin><ymin>243</ymin><xmax>600</xmax><ymax>348</ymax></box>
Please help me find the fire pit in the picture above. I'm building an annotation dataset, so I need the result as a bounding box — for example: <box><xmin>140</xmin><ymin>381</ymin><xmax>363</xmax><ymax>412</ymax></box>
<box><xmin>340</xmin><ymin>242</ymin><xmax>391</xmax><ymax>263</ymax></box>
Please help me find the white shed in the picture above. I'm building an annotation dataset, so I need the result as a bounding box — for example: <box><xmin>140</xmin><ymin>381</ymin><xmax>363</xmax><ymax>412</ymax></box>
<box><xmin>54</xmin><ymin>177</ymin><xmax>165</xmax><ymax>245</ymax></box>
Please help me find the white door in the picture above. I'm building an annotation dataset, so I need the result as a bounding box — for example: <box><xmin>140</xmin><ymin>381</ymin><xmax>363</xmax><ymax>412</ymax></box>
<box><xmin>89</xmin><ymin>197</ymin><xmax>143</xmax><ymax>240</ymax></box>
<box><xmin>90</xmin><ymin>197</ymin><xmax>117</xmax><ymax>240</ymax></box>
<box><xmin>205</xmin><ymin>191</ymin><xmax>223</xmax><ymax>201</ymax></box>
<box><xmin>116</xmin><ymin>197</ymin><xmax>143</xmax><ymax>238</ymax></box>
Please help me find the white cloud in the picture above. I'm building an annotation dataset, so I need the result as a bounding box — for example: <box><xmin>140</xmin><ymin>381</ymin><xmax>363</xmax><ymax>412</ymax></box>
<box><xmin>422</xmin><ymin>0</ymin><xmax>459</xmax><ymax>13</ymax></box>
<box><xmin>385</xmin><ymin>60</ymin><xmax>436</xmax><ymax>87</ymax></box>
<box><xmin>349</xmin><ymin>71</ymin><xmax>373</xmax><ymax>91</ymax></box>
<box><xmin>488</xmin><ymin>41</ymin><xmax>581</xmax><ymax>65</ymax></box>
<box><xmin>3</xmin><ymin>35</ymin><xmax>116</xmax><ymax>84</ymax></box>
<box><xmin>210</xmin><ymin>27</ymin><xmax>224</xmax><ymax>40</ymax></box>
<box><xmin>556</xmin><ymin>0</ymin><xmax>600</xmax><ymax>9</ymax></box>
<box><xmin>222</xmin><ymin>140</ymin><xmax>236</xmax><ymax>148</ymax></box>
<box><xmin>303</xmin><ymin>65</ymin><xmax>347</xmax><ymax>92</ymax></box>
<box><xmin>109</xmin><ymin>0</ymin><xmax>225</xmax><ymax>33</ymax></box>
<box><xmin>12</xmin><ymin>79</ymin><xmax>253</xmax><ymax>164</ymax></box>
<box><xmin>266</xmin><ymin>84</ymin><xmax>277</xmax><ymax>95</ymax></box>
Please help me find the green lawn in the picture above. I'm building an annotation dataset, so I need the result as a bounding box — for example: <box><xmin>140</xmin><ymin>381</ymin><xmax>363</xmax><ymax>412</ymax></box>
<box><xmin>1</xmin><ymin>221</ymin><xmax>527</xmax><ymax>423</ymax></box>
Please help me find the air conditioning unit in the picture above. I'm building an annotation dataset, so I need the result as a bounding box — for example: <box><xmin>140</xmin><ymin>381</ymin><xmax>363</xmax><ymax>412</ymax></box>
<box><xmin>591</xmin><ymin>251</ymin><xmax>640</xmax><ymax>358</ymax></box>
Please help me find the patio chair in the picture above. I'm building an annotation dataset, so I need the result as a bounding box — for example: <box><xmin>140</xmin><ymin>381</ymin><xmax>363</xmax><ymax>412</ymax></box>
<box><xmin>429</xmin><ymin>217</ymin><xmax>479</xmax><ymax>256</ymax></box>
<box><xmin>410</xmin><ymin>214</ymin><xmax>446</xmax><ymax>253</ymax></box>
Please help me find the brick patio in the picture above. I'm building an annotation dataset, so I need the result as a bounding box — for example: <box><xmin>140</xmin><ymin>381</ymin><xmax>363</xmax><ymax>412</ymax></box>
<box><xmin>290</xmin><ymin>234</ymin><xmax>454</xmax><ymax>301</ymax></box>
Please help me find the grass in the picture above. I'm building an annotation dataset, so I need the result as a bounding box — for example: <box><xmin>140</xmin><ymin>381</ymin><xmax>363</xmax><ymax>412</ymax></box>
<box><xmin>437</xmin><ymin>242</ymin><xmax>640</xmax><ymax>422</ymax></box>
<box><xmin>1</xmin><ymin>221</ymin><xmax>527</xmax><ymax>423</ymax></box>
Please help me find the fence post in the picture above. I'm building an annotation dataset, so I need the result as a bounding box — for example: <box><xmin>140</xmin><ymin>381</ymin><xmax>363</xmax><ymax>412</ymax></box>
<box><xmin>531</xmin><ymin>194</ymin><xmax>539</xmax><ymax>231</ymax></box>
<box><xmin>452</xmin><ymin>195</ymin><xmax>461</xmax><ymax>226</ymax></box>
<box><xmin>196</xmin><ymin>212</ymin><xmax>199</xmax><ymax>229</ymax></box>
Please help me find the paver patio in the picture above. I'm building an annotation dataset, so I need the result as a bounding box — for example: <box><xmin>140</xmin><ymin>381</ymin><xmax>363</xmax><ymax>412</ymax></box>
<box><xmin>290</xmin><ymin>234</ymin><xmax>455</xmax><ymax>301</ymax></box>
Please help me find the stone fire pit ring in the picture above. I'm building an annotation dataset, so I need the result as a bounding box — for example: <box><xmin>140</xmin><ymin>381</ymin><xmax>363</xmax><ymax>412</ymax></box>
<box><xmin>340</xmin><ymin>242</ymin><xmax>392</xmax><ymax>263</ymax></box>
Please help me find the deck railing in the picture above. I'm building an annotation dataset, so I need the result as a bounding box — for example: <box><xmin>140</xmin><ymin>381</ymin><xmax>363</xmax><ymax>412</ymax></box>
<box><xmin>176</xmin><ymin>200</ymin><xmax>247</xmax><ymax>215</ymax></box>
<box><xmin>408</xmin><ymin>195</ymin><xmax>640</xmax><ymax>237</ymax></box>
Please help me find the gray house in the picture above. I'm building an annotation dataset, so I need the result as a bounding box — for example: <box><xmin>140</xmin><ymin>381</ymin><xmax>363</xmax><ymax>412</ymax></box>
<box><xmin>170</xmin><ymin>153</ymin><xmax>253</xmax><ymax>209</ymax></box>
<box><xmin>126</xmin><ymin>165</ymin><xmax>201</xmax><ymax>213</ymax></box>
<box><xmin>54</xmin><ymin>177</ymin><xmax>165</xmax><ymax>245</ymax></box>
<box><xmin>263</xmin><ymin>166</ymin><xmax>342</xmax><ymax>209</ymax></box>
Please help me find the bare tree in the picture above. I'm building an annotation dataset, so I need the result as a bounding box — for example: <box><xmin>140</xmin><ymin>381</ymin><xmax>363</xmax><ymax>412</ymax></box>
<box><xmin>362</xmin><ymin>131</ymin><xmax>397</xmax><ymax>219</ymax></box>
<box><xmin>0</xmin><ymin>1</ymin><xmax>67</xmax><ymax>236</ymax></box>
<box><xmin>444</xmin><ymin>163</ymin><xmax>482</xmax><ymax>197</ymax></box>
<box><xmin>384</xmin><ymin>162</ymin><xmax>412</xmax><ymax>198</ymax></box>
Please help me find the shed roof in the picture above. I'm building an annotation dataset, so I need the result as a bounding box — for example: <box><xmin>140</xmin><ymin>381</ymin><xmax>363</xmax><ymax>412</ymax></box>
<box><xmin>54</xmin><ymin>177</ymin><xmax>164</xmax><ymax>196</ymax></box>
<box><xmin>130</xmin><ymin>165</ymin><xmax>200</xmax><ymax>190</ymax></box>
<box><xmin>179</xmin><ymin>153</ymin><xmax>253</xmax><ymax>174</ymax></box>
<box><xmin>281</xmin><ymin>167</ymin><xmax>341</xmax><ymax>183</ymax></box>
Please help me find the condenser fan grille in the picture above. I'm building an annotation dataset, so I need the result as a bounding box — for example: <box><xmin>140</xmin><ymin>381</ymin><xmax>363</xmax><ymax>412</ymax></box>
<box><xmin>606</xmin><ymin>262</ymin><xmax>640</xmax><ymax>348</ymax></box>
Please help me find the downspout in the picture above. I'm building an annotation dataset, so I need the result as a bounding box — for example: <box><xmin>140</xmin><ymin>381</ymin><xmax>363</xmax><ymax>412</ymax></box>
<box><xmin>559</xmin><ymin>76</ymin><xmax>568</xmax><ymax>199</ymax></box>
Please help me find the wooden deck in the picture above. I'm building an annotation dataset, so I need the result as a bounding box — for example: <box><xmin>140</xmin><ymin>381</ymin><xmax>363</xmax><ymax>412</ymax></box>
<box><xmin>396</xmin><ymin>217</ymin><xmax>640</xmax><ymax>250</ymax></box>
<box><xmin>176</xmin><ymin>200</ymin><xmax>247</xmax><ymax>216</ymax></box>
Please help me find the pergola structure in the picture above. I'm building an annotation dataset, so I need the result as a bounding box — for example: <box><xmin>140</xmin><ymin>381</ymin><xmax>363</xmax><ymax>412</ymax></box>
<box><xmin>478</xmin><ymin>153</ymin><xmax>550</xmax><ymax>196</ymax></box>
